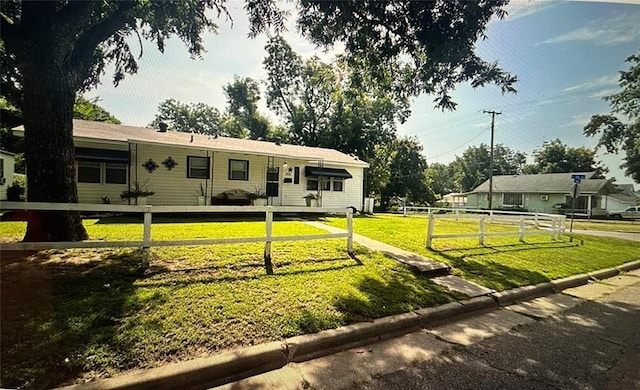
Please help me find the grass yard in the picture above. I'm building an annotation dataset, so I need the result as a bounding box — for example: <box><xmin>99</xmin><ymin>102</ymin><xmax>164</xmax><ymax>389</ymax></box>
<box><xmin>324</xmin><ymin>214</ymin><xmax>640</xmax><ymax>291</ymax></box>
<box><xmin>570</xmin><ymin>219</ymin><xmax>640</xmax><ymax>233</ymax></box>
<box><xmin>0</xmin><ymin>217</ymin><xmax>456</xmax><ymax>389</ymax></box>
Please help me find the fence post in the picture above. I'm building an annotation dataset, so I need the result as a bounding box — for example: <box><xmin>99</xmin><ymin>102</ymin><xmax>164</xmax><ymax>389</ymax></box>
<box><xmin>519</xmin><ymin>217</ymin><xmax>525</xmax><ymax>243</ymax></box>
<box><xmin>479</xmin><ymin>216</ymin><xmax>486</xmax><ymax>246</ymax></box>
<box><xmin>455</xmin><ymin>208</ymin><xmax>459</xmax><ymax>221</ymax></box>
<box><xmin>534</xmin><ymin>213</ymin><xmax>539</xmax><ymax>229</ymax></box>
<box><xmin>264</xmin><ymin>209</ymin><xmax>274</xmax><ymax>275</ymax></box>
<box><xmin>426</xmin><ymin>210</ymin><xmax>435</xmax><ymax>249</ymax></box>
<box><xmin>142</xmin><ymin>206</ymin><xmax>152</xmax><ymax>269</ymax></box>
<box><xmin>403</xmin><ymin>205</ymin><xmax>407</xmax><ymax>217</ymax></box>
<box><xmin>551</xmin><ymin>217</ymin><xmax>557</xmax><ymax>240</ymax></box>
<box><xmin>347</xmin><ymin>209</ymin><xmax>354</xmax><ymax>255</ymax></box>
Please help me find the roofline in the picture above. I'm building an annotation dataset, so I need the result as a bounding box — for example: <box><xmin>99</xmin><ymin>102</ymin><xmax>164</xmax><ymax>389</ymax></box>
<box><xmin>13</xmin><ymin>125</ymin><xmax>368</xmax><ymax>168</ymax></box>
<box><xmin>0</xmin><ymin>149</ymin><xmax>17</xmax><ymax>156</ymax></box>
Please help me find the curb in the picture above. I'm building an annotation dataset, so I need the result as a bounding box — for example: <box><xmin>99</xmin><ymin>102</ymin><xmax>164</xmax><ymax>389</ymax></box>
<box><xmin>59</xmin><ymin>259</ymin><xmax>640</xmax><ymax>390</ymax></box>
<box><xmin>490</xmin><ymin>283</ymin><xmax>554</xmax><ymax>306</ymax></box>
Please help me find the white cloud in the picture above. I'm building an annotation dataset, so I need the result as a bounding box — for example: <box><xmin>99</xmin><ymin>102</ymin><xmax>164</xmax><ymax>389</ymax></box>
<box><xmin>560</xmin><ymin>112</ymin><xmax>593</xmax><ymax>128</ymax></box>
<box><xmin>500</xmin><ymin>0</ymin><xmax>558</xmax><ymax>22</ymax></box>
<box><xmin>563</xmin><ymin>74</ymin><xmax>618</xmax><ymax>93</ymax></box>
<box><xmin>539</xmin><ymin>11</ymin><xmax>640</xmax><ymax>46</ymax></box>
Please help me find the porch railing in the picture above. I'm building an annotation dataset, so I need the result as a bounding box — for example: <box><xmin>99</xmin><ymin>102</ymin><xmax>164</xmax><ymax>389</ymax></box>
<box><xmin>0</xmin><ymin>202</ymin><xmax>354</xmax><ymax>275</ymax></box>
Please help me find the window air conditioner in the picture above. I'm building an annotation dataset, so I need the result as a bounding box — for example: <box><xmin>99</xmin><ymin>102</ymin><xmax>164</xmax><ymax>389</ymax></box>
<box><xmin>540</xmin><ymin>194</ymin><xmax>549</xmax><ymax>201</ymax></box>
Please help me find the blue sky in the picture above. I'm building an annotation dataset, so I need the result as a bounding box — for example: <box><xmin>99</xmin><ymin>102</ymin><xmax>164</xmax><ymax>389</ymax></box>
<box><xmin>88</xmin><ymin>1</ymin><xmax>640</xmax><ymax>185</ymax></box>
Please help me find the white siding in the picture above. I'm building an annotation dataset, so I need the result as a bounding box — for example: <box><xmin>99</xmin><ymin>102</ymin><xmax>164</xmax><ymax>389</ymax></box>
<box><xmin>75</xmin><ymin>141</ymin><xmax>366</xmax><ymax>208</ymax></box>
<box><xmin>75</xmin><ymin>141</ymin><xmax>130</xmax><ymax>204</ymax></box>
<box><xmin>0</xmin><ymin>152</ymin><xmax>16</xmax><ymax>200</ymax></box>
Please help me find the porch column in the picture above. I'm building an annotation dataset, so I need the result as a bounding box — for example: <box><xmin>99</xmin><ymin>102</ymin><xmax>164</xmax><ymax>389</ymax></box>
<box><xmin>587</xmin><ymin>194</ymin><xmax>592</xmax><ymax>219</ymax></box>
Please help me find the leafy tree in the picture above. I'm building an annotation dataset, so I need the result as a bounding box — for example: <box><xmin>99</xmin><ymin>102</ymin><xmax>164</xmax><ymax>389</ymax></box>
<box><xmin>222</xmin><ymin>76</ymin><xmax>270</xmax><ymax>140</ymax></box>
<box><xmin>74</xmin><ymin>96</ymin><xmax>121</xmax><ymax>124</ymax></box>
<box><xmin>380</xmin><ymin>137</ymin><xmax>432</xmax><ymax>209</ymax></box>
<box><xmin>295</xmin><ymin>0</ymin><xmax>516</xmax><ymax>110</ymax></box>
<box><xmin>1</xmin><ymin>0</ymin><xmax>513</xmax><ymax>240</ymax></box>
<box><xmin>584</xmin><ymin>51</ymin><xmax>640</xmax><ymax>183</ymax></box>
<box><xmin>531</xmin><ymin>139</ymin><xmax>606</xmax><ymax>176</ymax></box>
<box><xmin>450</xmin><ymin>144</ymin><xmax>526</xmax><ymax>192</ymax></box>
<box><xmin>425</xmin><ymin>163</ymin><xmax>455</xmax><ymax>198</ymax></box>
<box><xmin>149</xmin><ymin>99</ymin><xmax>227</xmax><ymax>136</ymax></box>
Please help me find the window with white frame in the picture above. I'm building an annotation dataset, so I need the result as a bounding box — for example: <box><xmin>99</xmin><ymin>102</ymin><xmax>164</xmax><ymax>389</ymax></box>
<box><xmin>78</xmin><ymin>161</ymin><xmax>128</xmax><ymax>184</ymax></box>
<box><xmin>77</xmin><ymin>161</ymin><xmax>102</xmax><ymax>183</ymax></box>
<box><xmin>228</xmin><ymin>159</ymin><xmax>249</xmax><ymax>180</ymax></box>
<box><xmin>503</xmin><ymin>193</ymin><xmax>524</xmax><ymax>206</ymax></box>
<box><xmin>187</xmin><ymin>156</ymin><xmax>210</xmax><ymax>179</ymax></box>
<box><xmin>105</xmin><ymin>163</ymin><xmax>127</xmax><ymax>184</ymax></box>
<box><xmin>307</xmin><ymin>177</ymin><xmax>344</xmax><ymax>192</ymax></box>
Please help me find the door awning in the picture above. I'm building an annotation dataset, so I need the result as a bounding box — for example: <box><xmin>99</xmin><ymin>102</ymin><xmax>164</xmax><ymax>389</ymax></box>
<box><xmin>75</xmin><ymin>147</ymin><xmax>130</xmax><ymax>163</ymax></box>
<box><xmin>305</xmin><ymin>166</ymin><xmax>353</xmax><ymax>179</ymax></box>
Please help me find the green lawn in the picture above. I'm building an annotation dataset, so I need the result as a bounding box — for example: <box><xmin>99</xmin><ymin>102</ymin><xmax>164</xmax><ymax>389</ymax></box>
<box><xmin>570</xmin><ymin>219</ymin><xmax>640</xmax><ymax>233</ymax></box>
<box><xmin>324</xmin><ymin>214</ymin><xmax>640</xmax><ymax>291</ymax></box>
<box><xmin>0</xmin><ymin>217</ymin><xmax>455</xmax><ymax>389</ymax></box>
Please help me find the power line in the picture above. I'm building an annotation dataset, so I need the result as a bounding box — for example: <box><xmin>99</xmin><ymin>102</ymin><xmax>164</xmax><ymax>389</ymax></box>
<box><xmin>426</xmin><ymin>127</ymin><xmax>488</xmax><ymax>161</ymax></box>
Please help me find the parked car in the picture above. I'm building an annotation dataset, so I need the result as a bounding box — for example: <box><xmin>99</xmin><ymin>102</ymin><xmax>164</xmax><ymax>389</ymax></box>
<box><xmin>608</xmin><ymin>206</ymin><xmax>640</xmax><ymax>220</ymax></box>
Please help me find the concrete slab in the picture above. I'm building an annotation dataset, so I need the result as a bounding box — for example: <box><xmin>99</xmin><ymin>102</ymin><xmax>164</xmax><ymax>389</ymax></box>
<box><xmin>506</xmin><ymin>293</ymin><xmax>583</xmax><ymax>319</ymax></box>
<box><xmin>431</xmin><ymin>275</ymin><xmax>494</xmax><ymax>297</ymax></box>
<box><xmin>427</xmin><ymin>310</ymin><xmax>534</xmax><ymax>346</ymax></box>
<box><xmin>295</xmin><ymin>330</ymin><xmax>449</xmax><ymax>389</ymax></box>
<box><xmin>625</xmin><ymin>268</ymin><xmax>640</xmax><ymax>278</ymax></box>
<box><xmin>598</xmin><ymin>274</ymin><xmax>640</xmax><ymax>287</ymax></box>
<box><xmin>563</xmin><ymin>282</ymin><xmax>619</xmax><ymax>300</ymax></box>
<box><xmin>213</xmin><ymin>366</ymin><xmax>304</xmax><ymax>390</ymax></box>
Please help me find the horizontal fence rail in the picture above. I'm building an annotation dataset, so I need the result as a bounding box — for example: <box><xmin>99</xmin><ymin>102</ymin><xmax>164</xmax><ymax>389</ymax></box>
<box><xmin>422</xmin><ymin>208</ymin><xmax>566</xmax><ymax>249</ymax></box>
<box><xmin>0</xmin><ymin>202</ymin><xmax>354</xmax><ymax>275</ymax></box>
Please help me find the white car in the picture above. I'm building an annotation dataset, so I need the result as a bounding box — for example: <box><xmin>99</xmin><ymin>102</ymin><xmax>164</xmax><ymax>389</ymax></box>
<box><xmin>608</xmin><ymin>205</ymin><xmax>640</xmax><ymax>220</ymax></box>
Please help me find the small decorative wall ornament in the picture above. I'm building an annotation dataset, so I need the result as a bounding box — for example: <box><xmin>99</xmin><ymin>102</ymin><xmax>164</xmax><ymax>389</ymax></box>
<box><xmin>162</xmin><ymin>156</ymin><xmax>178</xmax><ymax>171</ymax></box>
<box><xmin>142</xmin><ymin>158</ymin><xmax>159</xmax><ymax>173</ymax></box>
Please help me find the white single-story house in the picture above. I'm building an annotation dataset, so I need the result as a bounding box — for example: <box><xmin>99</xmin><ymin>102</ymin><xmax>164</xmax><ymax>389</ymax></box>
<box><xmin>0</xmin><ymin>149</ymin><xmax>16</xmax><ymax>200</ymax></box>
<box><xmin>466</xmin><ymin>171</ymin><xmax>617</xmax><ymax>217</ymax></box>
<box><xmin>13</xmin><ymin>120</ymin><xmax>368</xmax><ymax>208</ymax></box>
<box><xmin>602</xmin><ymin>184</ymin><xmax>638</xmax><ymax>212</ymax></box>
<box><xmin>439</xmin><ymin>192</ymin><xmax>467</xmax><ymax>208</ymax></box>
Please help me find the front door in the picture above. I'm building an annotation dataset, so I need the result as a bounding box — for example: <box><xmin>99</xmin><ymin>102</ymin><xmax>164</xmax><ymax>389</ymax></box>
<box><xmin>266</xmin><ymin>167</ymin><xmax>280</xmax><ymax>205</ymax></box>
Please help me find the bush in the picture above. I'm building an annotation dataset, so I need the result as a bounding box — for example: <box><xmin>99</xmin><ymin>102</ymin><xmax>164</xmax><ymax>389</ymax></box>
<box><xmin>6</xmin><ymin>182</ymin><xmax>25</xmax><ymax>201</ymax></box>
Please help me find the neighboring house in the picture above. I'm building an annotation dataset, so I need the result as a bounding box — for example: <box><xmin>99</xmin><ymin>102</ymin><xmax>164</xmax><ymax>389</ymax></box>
<box><xmin>602</xmin><ymin>184</ymin><xmax>638</xmax><ymax>212</ymax></box>
<box><xmin>466</xmin><ymin>171</ymin><xmax>616</xmax><ymax>217</ymax></box>
<box><xmin>13</xmin><ymin>120</ymin><xmax>368</xmax><ymax>208</ymax></box>
<box><xmin>439</xmin><ymin>192</ymin><xmax>467</xmax><ymax>208</ymax></box>
<box><xmin>0</xmin><ymin>150</ymin><xmax>16</xmax><ymax>201</ymax></box>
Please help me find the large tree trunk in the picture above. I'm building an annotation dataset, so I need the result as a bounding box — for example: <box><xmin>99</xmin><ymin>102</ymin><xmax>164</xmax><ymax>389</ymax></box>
<box><xmin>20</xmin><ymin>55</ymin><xmax>88</xmax><ymax>242</ymax></box>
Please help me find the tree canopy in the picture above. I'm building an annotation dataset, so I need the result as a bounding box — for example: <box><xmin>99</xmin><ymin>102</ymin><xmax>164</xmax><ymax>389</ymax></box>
<box><xmin>0</xmin><ymin>0</ymin><xmax>515</xmax><ymax>240</ymax></box>
<box><xmin>222</xmin><ymin>76</ymin><xmax>271</xmax><ymax>140</ymax></box>
<box><xmin>74</xmin><ymin>96</ymin><xmax>121</xmax><ymax>124</ymax></box>
<box><xmin>584</xmin><ymin>50</ymin><xmax>640</xmax><ymax>183</ymax></box>
<box><xmin>149</xmin><ymin>99</ymin><xmax>226</xmax><ymax>136</ymax></box>
<box><xmin>522</xmin><ymin>139</ymin><xmax>606</xmax><ymax>176</ymax></box>
<box><xmin>449</xmin><ymin>144</ymin><xmax>526</xmax><ymax>192</ymax></box>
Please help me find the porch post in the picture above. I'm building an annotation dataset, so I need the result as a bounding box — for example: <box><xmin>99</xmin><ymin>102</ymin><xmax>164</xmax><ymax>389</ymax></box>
<box><xmin>587</xmin><ymin>194</ymin><xmax>592</xmax><ymax>220</ymax></box>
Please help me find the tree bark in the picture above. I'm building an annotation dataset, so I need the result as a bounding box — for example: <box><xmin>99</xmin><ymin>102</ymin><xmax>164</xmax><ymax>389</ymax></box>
<box><xmin>19</xmin><ymin>44</ymin><xmax>88</xmax><ymax>241</ymax></box>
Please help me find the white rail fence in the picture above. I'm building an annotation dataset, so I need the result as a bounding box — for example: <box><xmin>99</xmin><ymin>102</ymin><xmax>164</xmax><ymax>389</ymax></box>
<box><xmin>420</xmin><ymin>208</ymin><xmax>566</xmax><ymax>249</ymax></box>
<box><xmin>0</xmin><ymin>202</ymin><xmax>354</xmax><ymax>275</ymax></box>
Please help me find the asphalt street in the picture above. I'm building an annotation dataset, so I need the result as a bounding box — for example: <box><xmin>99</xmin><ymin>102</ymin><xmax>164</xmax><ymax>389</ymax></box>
<box><xmin>355</xmin><ymin>276</ymin><xmax>640</xmax><ymax>390</ymax></box>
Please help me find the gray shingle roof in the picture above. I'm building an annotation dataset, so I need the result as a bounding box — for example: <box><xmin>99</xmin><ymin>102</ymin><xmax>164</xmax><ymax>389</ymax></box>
<box><xmin>470</xmin><ymin>172</ymin><xmax>612</xmax><ymax>194</ymax></box>
<box><xmin>608</xmin><ymin>184</ymin><xmax>639</xmax><ymax>203</ymax></box>
<box><xmin>14</xmin><ymin>120</ymin><xmax>369</xmax><ymax>167</ymax></box>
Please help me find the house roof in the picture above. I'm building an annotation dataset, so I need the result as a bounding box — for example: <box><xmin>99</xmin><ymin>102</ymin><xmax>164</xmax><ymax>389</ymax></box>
<box><xmin>470</xmin><ymin>172</ymin><xmax>613</xmax><ymax>195</ymax></box>
<box><xmin>607</xmin><ymin>184</ymin><xmax>639</xmax><ymax>204</ymax></box>
<box><xmin>0</xmin><ymin>149</ymin><xmax>17</xmax><ymax>156</ymax></box>
<box><xmin>13</xmin><ymin>120</ymin><xmax>369</xmax><ymax>168</ymax></box>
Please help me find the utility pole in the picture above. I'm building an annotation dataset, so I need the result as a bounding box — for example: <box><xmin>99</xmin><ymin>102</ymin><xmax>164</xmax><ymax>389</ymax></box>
<box><xmin>483</xmin><ymin>110</ymin><xmax>501</xmax><ymax>211</ymax></box>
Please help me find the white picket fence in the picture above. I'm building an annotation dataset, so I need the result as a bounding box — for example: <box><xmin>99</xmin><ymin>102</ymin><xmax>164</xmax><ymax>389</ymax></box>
<box><xmin>0</xmin><ymin>202</ymin><xmax>354</xmax><ymax>274</ymax></box>
<box><xmin>421</xmin><ymin>208</ymin><xmax>566</xmax><ymax>249</ymax></box>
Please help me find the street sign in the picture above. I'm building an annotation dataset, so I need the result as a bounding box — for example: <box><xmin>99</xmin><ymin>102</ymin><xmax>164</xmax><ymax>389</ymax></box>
<box><xmin>571</xmin><ymin>174</ymin><xmax>586</xmax><ymax>184</ymax></box>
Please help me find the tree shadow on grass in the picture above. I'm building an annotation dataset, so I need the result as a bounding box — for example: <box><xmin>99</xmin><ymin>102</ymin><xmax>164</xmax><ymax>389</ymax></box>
<box><xmin>0</xmin><ymin>249</ymin><xmax>160</xmax><ymax>389</ymax></box>
<box><xmin>434</xmin><ymin>240</ymin><xmax>578</xmax><ymax>256</ymax></box>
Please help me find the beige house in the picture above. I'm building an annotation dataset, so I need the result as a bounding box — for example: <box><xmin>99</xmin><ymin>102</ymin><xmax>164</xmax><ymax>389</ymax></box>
<box><xmin>14</xmin><ymin>120</ymin><xmax>368</xmax><ymax>209</ymax></box>
<box><xmin>0</xmin><ymin>150</ymin><xmax>16</xmax><ymax>200</ymax></box>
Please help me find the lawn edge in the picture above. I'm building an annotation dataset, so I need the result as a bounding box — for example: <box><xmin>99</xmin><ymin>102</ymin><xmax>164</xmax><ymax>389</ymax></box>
<box><xmin>56</xmin><ymin>258</ymin><xmax>640</xmax><ymax>390</ymax></box>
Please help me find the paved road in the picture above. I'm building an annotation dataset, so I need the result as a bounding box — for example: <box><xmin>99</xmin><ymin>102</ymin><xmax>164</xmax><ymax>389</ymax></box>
<box><xmin>356</xmin><ymin>274</ymin><xmax>640</xmax><ymax>390</ymax></box>
<box><xmin>219</xmin><ymin>271</ymin><xmax>640</xmax><ymax>390</ymax></box>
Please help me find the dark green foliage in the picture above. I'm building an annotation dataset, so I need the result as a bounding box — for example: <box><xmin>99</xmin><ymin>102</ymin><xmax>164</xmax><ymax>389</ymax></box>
<box><xmin>530</xmin><ymin>139</ymin><xmax>606</xmax><ymax>176</ymax></box>
<box><xmin>149</xmin><ymin>99</ymin><xmax>224</xmax><ymax>136</ymax></box>
<box><xmin>73</xmin><ymin>96</ymin><xmax>121</xmax><ymax>124</ymax></box>
<box><xmin>6</xmin><ymin>181</ymin><xmax>25</xmax><ymax>201</ymax></box>
<box><xmin>584</xmin><ymin>50</ymin><xmax>640</xmax><ymax>183</ymax></box>
<box><xmin>449</xmin><ymin>144</ymin><xmax>526</xmax><ymax>192</ymax></box>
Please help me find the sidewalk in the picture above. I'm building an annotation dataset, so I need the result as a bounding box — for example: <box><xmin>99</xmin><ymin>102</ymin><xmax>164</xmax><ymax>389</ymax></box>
<box><xmin>219</xmin><ymin>268</ymin><xmax>640</xmax><ymax>390</ymax></box>
<box><xmin>302</xmin><ymin>220</ymin><xmax>494</xmax><ymax>298</ymax></box>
